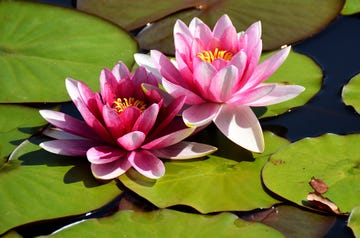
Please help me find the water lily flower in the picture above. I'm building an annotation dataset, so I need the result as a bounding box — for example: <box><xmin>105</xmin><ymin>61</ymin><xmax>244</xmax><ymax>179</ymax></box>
<box><xmin>39</xmin><ymin>62</ymin><xmax>217</xmax><ymax>180</ymax></box>
<box><xmin>135</xmin><ymin>14</ymin><xmax>305</xmax><ymax>153</ymax></box>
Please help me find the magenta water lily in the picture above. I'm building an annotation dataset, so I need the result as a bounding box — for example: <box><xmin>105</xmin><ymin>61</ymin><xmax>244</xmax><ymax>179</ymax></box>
<box><xmin>39</xmin><ymin>62</ymin><xmax>216</xmax><ymax>180</ymax></box>
<box><xmin>135</xmin><ymin>14</ymin><xmax>305</xmax><ymax>153</ymax></box>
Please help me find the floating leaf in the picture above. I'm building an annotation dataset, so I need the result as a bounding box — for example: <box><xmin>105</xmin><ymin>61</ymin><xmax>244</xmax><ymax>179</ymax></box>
<box><xmin>262</xmin><ymin>133</ymin><xmax>360</xmax><ymax>214</ymax></box>
<box><xmin>77</xmin><ymin>0</ymin><xmax>344</xmax><ymax>54</ymax></box>
<box><xmin>119</xmin><ymin>131</ymin><xmax>289</xmax><ymax>213</ymax></box>
<box><xmin>0</xmin><ymin>104</ymin><xmax>47</xmax><ymax>163</ymax></box>
<box><xmin>348</xmin><ymin>206</ymin><xmax>360</xmax><ymax>237</ymax></box>
<box><xmin>306</xmin><ymin>192</ymin><xmax>340</xmax><ymax>214</ymax></box>
<box><xmin>342</xmin><ymin>73</ymin><xmax>360</xmax><ymax>114</ymax></box>
<box><xmin>49</xmin><ymin>209</ymin><xmax>284</xmax><ymax>238</ymax></box>
<box><xmin>342</xmin><ymin>0</ymin><xmax>360</xmax><ymax>15</ymax></box>
<box><xmin>0</xmin><ymin>138</ymin><xmax>121</xmax><ymax>234</ymax></box>
<box><xmin>258</xmin><ymin>51</ymin><xmax>323</xmax><ymax>118</ymax></box>
<box><xmin>0</xmin><ymin>1</ymin><xmax>138</xmax><ymax>103</ymax></box>
<box><xmin>244</xmin><ymin>205</ymin><xmax>336</xmax><ymax>238</ymax></box>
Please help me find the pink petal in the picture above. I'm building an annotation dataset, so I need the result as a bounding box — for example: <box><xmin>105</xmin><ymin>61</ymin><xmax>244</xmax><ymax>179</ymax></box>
<box><xmin>243</xmin><ymin>46</ymin><xmax>291</xmax><ymax>91</ymax></box>
<box><xmin>174</xmin><ymin>19</ymin><xmax>193</xmax><ymax>46</ymax></box>
<box><xmin>117</xmin><ymin>131</ymin><xmax>146</xmax><ymax>151</ymax></box>
<box><xmin>188</xmin><ymin>17</ymin><xmax>212</xmax><ymax>46</ymax></box>
<box><xmin>151</xmin><ymin>50</ymin><xmax>187</xmax><ymax>87</ymax></box>
<box><xmin>246</xmin><ymin>84</ymin><xmax>305</xmax><ymax>106</ymax></box>
<box><xmin>112</xmin><ymin>61</ymin><xmax>131</xmax><ymax>82</ymax></box>
<box><xmin>40</xmin><ymin>139</ymin><xmax>97</xmax><ymax>156</ymax></box>
<box><xmin>162</xmin><ymin>78</ymin><xmax>205</xmax><ymax>105</ymax></box>
<box><xmin>102</xmin><ymin>105</ymin><xmax>140</xmax><ymax>139</ymax></box>
<box><xmin>133</xmin><ymin>103</ymin><xmax>159</xmax><ymax>134</ymax></box>
<box><xmin>209</xmin><ymin>65</ymin><xmax>238</xmax><ymax>102</ymax></box>
<box><xmin>42</xmin><ymin>128</ymin><xmax>85</xmax><ymax>140</ymax></box>
<box><xmin>227</xmin><ymin>84</ymin><xmax>275</xmax><ymax>105</ymax></box>
<box><xmin>65</xmin><ymin>78</ymin><xmax>113</xmax><ymax>142</ymax></box>
<box><xmin>141</xmin><ymin>83</ymin><xmax>174</xmax><ymax>106</ymax></box>
<box><xmin>100</xmin><ymin>68</ymin><xmax>118</xmax><ymax>105</ymax></box>
<box><xmin>193</xmin><ymin>61</ymin><xmax>216</xmax><ymax>100</ymax></box>
<box><xmin>39</xmin><ymin>110</ymin><xmax>100</xmax><ymax>141</ymax></box>
<box><xmin>91</xmin><ymin>157</ymin><xmax>132</xmax><ymax>180</ymax></box>
<box><xmin>213</xmin><ymin>14</ymin><xmax>234</xmax><ymax>39</ymax></box>
<box><xmin>152</xmin><ymin>141</ymin><xmax>217</xmax><ymax>159</ymax></box>
<box><xmin>213</xmin><ymin>104</ymin><xmax>264</xmax><ymax>153</ymax></box>
<box><xmin>141</xmin><ymin>127</ymin><xmax>195</xmax><ymax>150</ymax></box>
<box><xmin>182</xmin><ymin>103</ymin><xmax>220</xmax><ymax>127</ymax></box>
<box><xmin>134</xmin><ymin>53</ymin><xmax>162</xmax><ymax>81</ymax></box>
<box><xmin>87</xmin><ymin>146</ymin><xmax>126</xmax><ymax>164</ymax></box>
<box><xmin>128</xmin><ymin>150</ymin><xmax>165</xmax><ymax>179</ymax></box>
<box><xmin>243</xmin><ymin>21</ymin><xmax>262</xmax><ymax>53</ymax></box>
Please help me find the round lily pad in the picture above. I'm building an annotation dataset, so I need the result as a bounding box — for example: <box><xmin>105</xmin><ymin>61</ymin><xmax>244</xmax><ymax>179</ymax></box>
<box><xmin>258</xmin><ymin>50</ymin><xmax>323</xmax><ymax>118</ymax></box>
<box><xmin>49</xmin><ymin>209</ymin><xmax>285</xmax><ymax>238</ymax></box>
<box><xmin>0</xmin><ymin>1</ymin><xmax>138</xmax><ymax>103</ymax></box>
<box><xmin>0</xmin><ymin>138</ymin><xmax>121</xmax><ymax>234</ymax></box>
<box><xmin>262</xmin><ymin>133</ymin><xmax>360</xmax><ymax>214</ymax></box>
<box><xmin>342</xmin><ymin>73</ymin><xmax>360</xmax><ymax>114</ymax></box>
<box><xmin>119</xmin><ymin>131</ymin><xmax>289</xmax><ymax>213</ymax></box>
<box><xmin>0</xmin><ymin>104</ymin><xmax>47</xmax><ymax>163</ymax></box>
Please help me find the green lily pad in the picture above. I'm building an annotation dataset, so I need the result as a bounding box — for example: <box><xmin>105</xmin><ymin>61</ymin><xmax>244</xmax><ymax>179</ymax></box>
<box><xmin>0</xmin><ymin>138</ymin><xmax>121</xmax><ymax>234</ymax></box>
<box><xmin>78</xmin><ymin>0</ymin><xmax>343</xmax><ymax>54</ymax></box>
<box><xmin>342</xmin><ymin>0</ymin><xmax>360</xmax><ymax>15</ymax></box>
<box><xmin>49</xmin><ymin>209</ymin><xmax>285</xmax><ymax>238</ymax></box>
<box><xmin>258</xmin><ymin>50</ymin><xmax>323</xmax><ymax>118</ymax></box>
<box><xmin>0</xmin><ymin>1</ymin><xmax>138</xmax><ymax>103</ymax></box>
<box><xmin>348</xmin><ymin>206</ymin><xmax>360</xmax><ymax>237</ymax></box>
<box><xmin>342</xmin><ymin>73</ymin><xmax>360</xmax><ymax>114</ymax></box>
<box><xmin>0</xmin><ymin>104</ymin><xmax>48</xmax><ymax>164</ymax></box>
<box><xmin>262</xmin><ymin>133</ymin><xmax>360</xmax><ymax>214</ymax></box>
<box><xmin>119</xmin><ymin>131</ymin><xmax>289</xmax><ymax>213</ymax></box>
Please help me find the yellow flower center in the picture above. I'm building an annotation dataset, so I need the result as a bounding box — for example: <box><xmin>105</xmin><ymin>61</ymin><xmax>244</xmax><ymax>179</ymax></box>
<box><xmin>112</xmin><ymin>97</ymin><xmax>147</xmax><ymax>114</ymax></box>
<box><xmin>197</xmin><ymin>48</ymin><xmax>233</xmax><ymax>63</ymax></box>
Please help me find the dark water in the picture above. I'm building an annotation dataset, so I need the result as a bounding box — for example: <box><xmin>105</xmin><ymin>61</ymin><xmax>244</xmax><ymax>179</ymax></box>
<box><xmin>263</xmin><ymin>14</ymin><xmax>360</xmax><ymax>142</ymax></box>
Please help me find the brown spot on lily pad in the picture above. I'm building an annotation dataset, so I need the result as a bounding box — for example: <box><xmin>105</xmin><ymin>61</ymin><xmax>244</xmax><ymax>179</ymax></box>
<box><xmin>309</xmin><ymin>177</ymin><xmax>328</xmax><ymax>194</ymax></box>
<box><xmin>306</xmin><ymin>192</ymin><xmax>341</xmax><ymax>214</ymax></box>
<box><xmin>271</xmin><ymin>160</ymin><xmax>285</xmax><ymax>165</ymax></box>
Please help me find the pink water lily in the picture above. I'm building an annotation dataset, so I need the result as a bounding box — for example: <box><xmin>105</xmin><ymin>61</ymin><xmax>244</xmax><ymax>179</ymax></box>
<box><xmin>39</xmin><ymin>62</ymin><xmax>217</xmax><ymax>180</ymax></box>
<box><xmin>135</xmin><ymin>14</ymin><xmax>304</xmax><ymax>153</ymax></box>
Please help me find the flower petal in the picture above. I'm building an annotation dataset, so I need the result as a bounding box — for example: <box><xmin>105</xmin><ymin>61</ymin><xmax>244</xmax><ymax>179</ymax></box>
<box><xmin>243</xmin><ymin>46</ymin><xmax>291</xmax><ymax>91</ymax></box>
<box><xmin>142</xmin><ymin>126</ymin><xmax>195</xmax><ymax>150</ymax></box>
<box><xmin>133</xmin><ymin>103</ymin><xmax>159</xmax><ymax>134</ymax></box>
<box><xmin>152</xmin><ymin>141</ymin><xmax>217</xmax><ymax>159</ymax></box>
<box><xmin>134</xmin><ymin>53</ymin><xmax>162</xmax><ymax>81</ymax></box>
<box><xmin>182</xmin><ymin>103</ymin><xmax>220</xmax><ymax>127</ymax></box>
<box><xmin>227</xmin><ymin>84</ymin><xmax>275</xmax><ymax>105</ymax></box>
<box><xmin>112</xmin><ymin>61</ymin><xmax>131</xmax><ymax>82</ymax></box>
<box><xmin>213</xmin><ymin>104</ymin><xmax>264</xmax><ymax>153</ymax></box>
<box><xmin>189</xmin><ymin>17</ymin><xmax>212</xmax><ymax>46</ymax></box>
<box><xmin>162</xmin><ymin>78</ymin><xmax>205</xmax><ymax>105</ymax></box>
<box><xmin>100</xmin><ymin>68</ymin><xmax>118</xmax><ymax>105</ymax></box>
<box><xmin>117</xmin><ymin>131</ymin><xmax>146</xmax><ymax>151</ymax></box>
<box><xmin>39</xmin><ymin>110</ymin><xmax>100</xmax><ymax>141</ymax></box>
<box><xmin>91</xmin><ymin>156</ymin><xmax>131</xmax><ymax>180</ymax></box>
<box><xmin>87</xmin><ymin>146</ymin><xmax>126</xmax><ymax>164</ymax></box>
<box><xmin>246</xmin><ymin>84</ymin><xmax>305</xmax><ymax>106</ymax></box>
<box><xmin>213</xmin><ymin>14</ymin><xmax>234</xmax><ymax>39</ymax></box>
<box><xmin>209</xmin><ymin>65</ymin><xmax>238</xmax><ymax>102</ymax></box>
<box><xmin>40</xmin><ymin>139</ymin><xmax>97</xmax><ymax>156</ymax></box>
<box><xmin>128</xmin><ymin>150</ymin><xmax>165</xmax><ymax>179</ymax></box>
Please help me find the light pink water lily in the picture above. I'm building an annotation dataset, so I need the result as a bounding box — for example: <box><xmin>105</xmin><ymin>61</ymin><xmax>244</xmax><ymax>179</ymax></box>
<box><xmin>135</xmin><ymin>14</ymin><xmax>305</xmax><ymax>153</ymax></box>
<box><xmin>39</xmin><ymin>62</ymin><xmax>217</xmax><ymax>180</ymax></box>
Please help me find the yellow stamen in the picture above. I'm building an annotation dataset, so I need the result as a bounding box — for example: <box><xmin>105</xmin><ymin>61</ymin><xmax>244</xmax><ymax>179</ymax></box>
<box><xmin>112</xmin><ymin>97</ymin><xmax>147</xmax><ymax>114</ymax></box>
<box><xmin>197</xmin><ymin>48</ymin><xmax>233</xmax><ymax>63</ymax></box>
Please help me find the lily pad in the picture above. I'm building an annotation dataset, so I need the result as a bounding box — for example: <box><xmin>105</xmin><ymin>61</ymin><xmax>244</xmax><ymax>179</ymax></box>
<box><xmin>119</xmin><ymin>131</ymin><xmax>289</xmax><ymax>213</ymax></box>
<box><xmin>0</xmin><ymin>104</ymin><xmax>47</xmax><ymax>163</ymax></box>
<box><xmin>342</xmin><ymin>0</ymin><xmax>360</xmax><ymax>15</ymax></box>
<box><xmin>0</xmin><ymin>138</ymin><xmax>121</xmax><ymax>234</ymax></box>
<box><xmin>348</xmin><ymin>206</ymin><xmax>360</xmax><ymax>237</ymax></box>
<box><xmin>258</xmin><ymin>50</ymin><xmax>323</xmax><ymax>118</ymax></box>
<box><xmin>49</xmin><ymin>209</ymin><xmax>285</xmax><ymax>238</ymax></box>
<box><xmin>342</xmin><ymin>73</ymin><xmax>360</xmax><ymax>114</ymax></box>
<box><xmin>0</xmin><ymin>1</ymin><xmax>138</xmax><ymax>103</ymax></box>
<box><xmin>262</xmin><ymin>133</ymin><xmax>360</xmax><ymax>214</ymax></box>
<box><xmin>78</xmin><ymin>0</ymin><xmax>343</xmax><ymax>54</ymax></box>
